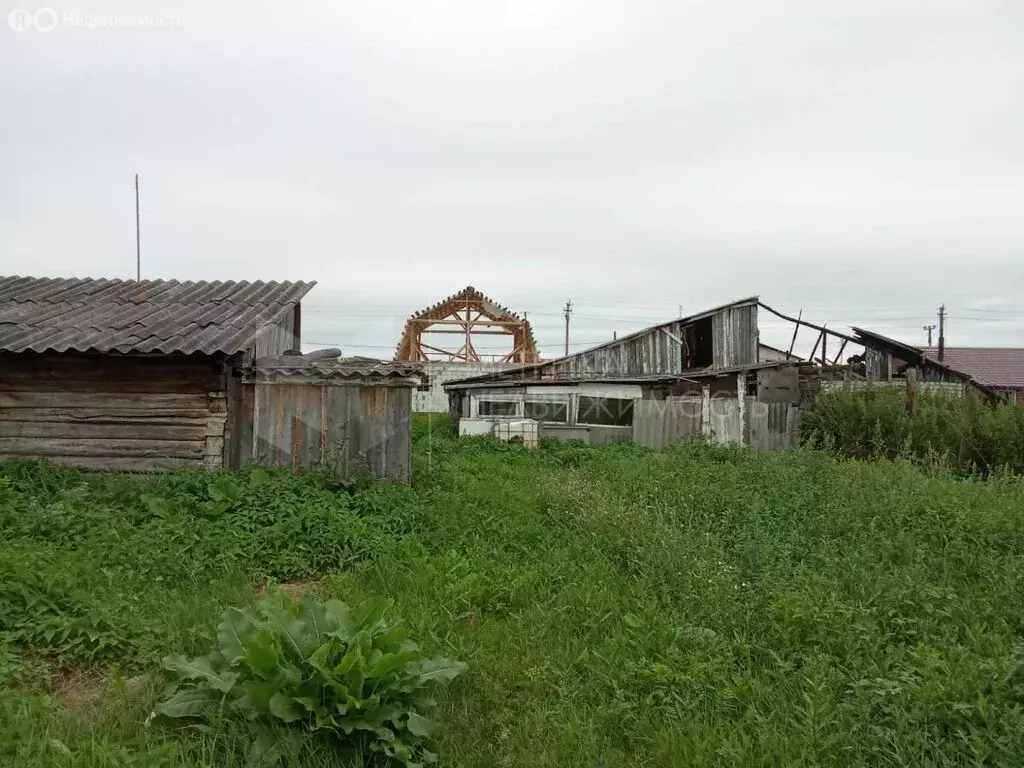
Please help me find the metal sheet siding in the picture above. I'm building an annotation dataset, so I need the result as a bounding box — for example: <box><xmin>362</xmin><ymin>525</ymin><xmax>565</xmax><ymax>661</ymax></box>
<box><xmin>632</xmin><ymin>397</ymin><xmax>702</xmax><ymax>450</ymax></box>
<box><xmin>747</xmin><ymin>398</ymin><xmax>800</xmax><ymax>451</ymax></box>
<box><xmin>242</xmin><ymin>380</ymin><xmax>412</xmax><ymax>481</ymax></box>
<box><xmin>712</xmin><ymin>304</ymin><xmax>758</xmax><ymax>368</ymax></box>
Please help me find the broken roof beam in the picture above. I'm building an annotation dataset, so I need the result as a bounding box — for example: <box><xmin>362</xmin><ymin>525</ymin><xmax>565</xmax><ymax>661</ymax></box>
<box><xmin>757</xmin><ymin>301</ymin><xmax>860</xmax><ymax>346</ymax></box>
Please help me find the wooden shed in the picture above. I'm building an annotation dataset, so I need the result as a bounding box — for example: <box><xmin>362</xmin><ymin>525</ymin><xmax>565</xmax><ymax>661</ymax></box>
<box><xmin>237</xmin><ymin>355</ymin><xmax>421</xmax><ymax>482</ymax></box>
<box><xmin>0</xmin><ymin>275</ymin><xmax>314</xmax><ymax>472</ymax></box>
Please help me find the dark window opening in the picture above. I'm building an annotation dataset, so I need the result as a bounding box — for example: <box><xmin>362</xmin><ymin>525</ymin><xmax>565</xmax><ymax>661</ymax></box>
<box><xmin>577</xmin><ymin>396</ymin><xmax>634</xmax><ymax>427</ymax></box>
<box><xmin>683</xmin><ymin>316</ymin><xmax>714</xmax><ymax>369</ymax></box>
<box><xmin>478</xmin><ymin>400</ymin><xmax>518</xmax><ymax>416</ymax></box>
<box><xmin>524</xmin><ymin>400</ymin><xmax>569</xmax><ymax>423</ymax></box>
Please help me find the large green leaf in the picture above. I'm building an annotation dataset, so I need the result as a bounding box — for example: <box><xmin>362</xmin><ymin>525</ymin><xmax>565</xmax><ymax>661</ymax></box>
<box><xmin>405</xmin><ymin>712</ymin><xmax>438</xmax><ymax>738</ymax></box>
<box><xmin>335</xmin><ymin>644</ymin><xmax>362</xmax><ymax>676</ymax></box>
<box><xmin>268</xmin><ymin>691</ymin><xmax>304</xmax><ymax>724</ymax></box>
<box><xmin>297</xmin><ymin>597</ymin><xmax>333</xmax><ymax>651</ymax></box>
<box><xmin>243</xmin><ymin>629</ymin><xmax>283</xmax><ymax>678</ymax></box>
<box><xmin>258</xmin><ymin>589</ymin><xmax>311</xmax><ymax>660</ymax></box>
<box><xmin>163</xmin><ymin>654</ymin><xmax>238</xmax><ymax>693</ymax></box>
<box><xmin>241</xmin><ymin>679</ymin><xmax>280</xmax><ymax>713</ymax></box>
<box><xmin>353</xmin><ymin>596</ymin><xmax>393</xmax><ymax>632</ymax></box>
<box><xmin>373</xmin><ymin>625</ymin><xmax>411</xmax><ymax>651</ymax></box>
<box><xmin>149</xmin><ymin>687</ymin><xmax>223</xmax><ymax>720</ymax></box>
<box><xmin>323</xmin><ymin>599</ymin><xmax>357</xmax><ymax>640</ymax></box>
<box><xmin>369</xmin><ymin>650</ymin><xmax>423</xmax><ymax>680</ymax></box>
<box><xmin>409</xmin><ymin>658</ymin><xmax>468</xmax><ymax>687</ymax></box>
<box><xmin>309</xmin><ymin>641</ymin><xmax>338</xmax><ymax>680</ymax></box>
<box><xmin>219</xmin><ymin>607</ymin><xmax>260</xmax><ymax>664</ymax></box>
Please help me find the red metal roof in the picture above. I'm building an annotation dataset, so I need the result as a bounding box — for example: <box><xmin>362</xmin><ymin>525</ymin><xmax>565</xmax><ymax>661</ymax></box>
<box><xmin>0</xmin><ymin>276</ymin><xmax>315</xmax><ymax>355</ymax></box>
<box><xmin>922</xmin><ymin>347</ymin><xmax>1024</xmax><ymax>389</ymax></box>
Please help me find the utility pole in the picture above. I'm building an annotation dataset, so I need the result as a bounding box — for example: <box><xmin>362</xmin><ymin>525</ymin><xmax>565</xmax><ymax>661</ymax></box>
<box><xmin>923</xmin><ymin>324</ymin><xmax>936</xmax><ymax>347</ymax></box>
<box><xmin>563</xmin><ymin>300</ymin><xmax>573</xmax><ymax>356</ymax></box>
<box><xmin>937</xmin><ymin>305</ymin><xmax>946</xmax><ymax>361</ymax></box>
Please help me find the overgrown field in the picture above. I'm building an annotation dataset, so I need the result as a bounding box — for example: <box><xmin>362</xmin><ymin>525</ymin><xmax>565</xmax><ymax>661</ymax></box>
<box><xmin>2</xmin><ymin>415</ymin><xmax>1024</xmax><ymax>766</ymax></box>
<box><xmin>804</xmin><ymin>387</ymin><xmax>1024</xmax><ymax>476</ymax></box>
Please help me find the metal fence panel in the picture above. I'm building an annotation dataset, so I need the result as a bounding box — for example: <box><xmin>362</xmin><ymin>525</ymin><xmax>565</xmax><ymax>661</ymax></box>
<box><xmin>632</xmin><ymin>397</ymin><xmax>703</xmax><ymax>450</ymax></box>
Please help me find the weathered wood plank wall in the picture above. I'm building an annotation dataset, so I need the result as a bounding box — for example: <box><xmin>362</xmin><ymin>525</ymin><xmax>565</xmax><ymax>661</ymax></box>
<box><xmin>238</xmin><ymin>380</ymin><xmax>413</xmax><ymax>482</ymax></box>
<box><xmin>0</xmin><ymin>352</ymin><xmax>230</xmax><ymax>472</ymax></box>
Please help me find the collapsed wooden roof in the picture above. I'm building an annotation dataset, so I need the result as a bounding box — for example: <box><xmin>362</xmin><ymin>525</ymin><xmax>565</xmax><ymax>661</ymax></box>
<box><xmin>394</xmin><ymin>286</ymin><xmax>539</xmax><ymax>364</ymax></box>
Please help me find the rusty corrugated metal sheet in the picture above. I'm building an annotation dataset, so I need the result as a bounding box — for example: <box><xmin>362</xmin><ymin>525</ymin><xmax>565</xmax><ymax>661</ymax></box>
<box><xmin>0</xmin><ymin>276</ymin><xmax>314</xmax><ymax>354</ymax></box>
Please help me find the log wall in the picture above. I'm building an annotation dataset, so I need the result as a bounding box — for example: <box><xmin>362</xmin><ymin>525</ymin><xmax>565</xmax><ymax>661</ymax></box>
<box><xmin>0</xmin><ymin>352</ymin><xmax>230</xmax><ymax>472</ymax></box>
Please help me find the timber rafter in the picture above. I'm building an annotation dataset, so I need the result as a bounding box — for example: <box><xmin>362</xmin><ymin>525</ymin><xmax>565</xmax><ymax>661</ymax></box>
<box><xmin>394</xmin><ymin>286</ymin><xmax>539</xmax><ymax>363</ymax></box>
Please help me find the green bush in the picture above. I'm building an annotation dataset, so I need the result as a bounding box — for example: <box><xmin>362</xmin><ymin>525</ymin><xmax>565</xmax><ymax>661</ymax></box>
<box><xmin>149</xmin><ymin>587</ymin><xmax>466</xmax><ymax>767</ymax></box>
<box><xmin>0</xmin><ymin>463</ymin><xmax>406</xmax><ymax>665</ymax></box>
<box><xmin>803</xmin><ymin>387</ymin><xmax>1024</xmax><ymax>475</ymax></box>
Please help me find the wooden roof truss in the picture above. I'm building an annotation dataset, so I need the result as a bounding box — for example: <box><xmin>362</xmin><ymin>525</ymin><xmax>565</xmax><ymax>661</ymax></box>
<box><xmin>394</xmin><ymin>286</ymin><xmax>539</xmax><ymax>363</ymax></box>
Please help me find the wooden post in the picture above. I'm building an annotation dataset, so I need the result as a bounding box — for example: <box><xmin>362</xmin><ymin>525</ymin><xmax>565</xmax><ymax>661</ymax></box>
<box><xmin>786</xmin><ymin>309</ymin><xmax>802</xmax><ymax>359</ymax></box>
<box><xmin>906</xmin><ymin>368</ymin><xmax>918</xmax><ymax>419</ymax></box>
<box><xmin>807</xmin><ymin>328</ymin><xmax>824</xmax><ymax>365</ymax></box>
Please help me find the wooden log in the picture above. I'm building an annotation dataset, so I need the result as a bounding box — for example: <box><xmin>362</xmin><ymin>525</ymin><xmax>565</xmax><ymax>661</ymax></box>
<box><xmin>0</xmin><ymin>408</ymin><xmax>210</xmax><ymax>423</ymax></box>
<box><xmin>0</xmin><ymin>421</ymin><xmax>205</xmax><ymax>440</ymax></box>
<box><xmin>0</xmin><ymin>376</ymin><xmax>208</xmax><ymax>394</ymax></box>
<box><xmin>906</xmin><ymin>368</ymin><xmax>918</xmax><ymax>419</ymax></box>
<box><xmin>0</xmin><ymin>437</ymin><xmax>205</xmax><ymax>458</ymax></box>
<box><xmin>0</xmin><ymin>392</ymin><xmax>208</xmax><ymax>409</ymax></box>
<box><xmin>0</xmin><ymin>454</ymin><xmax>203</xmax><ymax>472</ymax></box>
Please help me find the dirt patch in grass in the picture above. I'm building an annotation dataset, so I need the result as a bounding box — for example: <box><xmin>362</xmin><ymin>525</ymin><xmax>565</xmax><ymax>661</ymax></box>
<box><xmin>51</xmin><ymin>666</ymin><xmax>108</xmax><ymax>713</ymax></box>
<box><xmin>251</xmin><ymin>579</ymin><xmax>317</xmax><ymax>601</ymax></box>
<box><xmin>47</xmin><ymin>666</ymin><xmax>152</xmax><ymax>716</ymax></box>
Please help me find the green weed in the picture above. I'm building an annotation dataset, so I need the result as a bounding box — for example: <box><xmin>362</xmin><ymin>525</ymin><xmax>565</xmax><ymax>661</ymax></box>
<box><xmin>2</xmin><ymin>417</ymin><xmax>1024</xmax><ymax>766</ymax></box>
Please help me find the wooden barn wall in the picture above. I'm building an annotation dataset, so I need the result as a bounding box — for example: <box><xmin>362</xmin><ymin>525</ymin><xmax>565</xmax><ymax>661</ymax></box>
<box><xmin>533</xmin><ymin>304</ymin><xmax>758</xmax><ymax>379</ymax></box>
<box><xmin>249</xmin><ymin>307</ymin><xmax>298</xmax><ymax>361</ymax></box>
<box><xmin>543</xmin><ymin>321</ymin><xmax>685</xmax><ymax>378</ymax></box>
<box><xmin>239</xmin><ymin>380</ymin><xmax>412</xmax><ymax>482</ymax></box>
<box><xmin>712</xmin><ymin>304</ymin><xmax>758</xmax><ymax>369</ymax></box>
<box><xmin>0</xmin><ymin>352</ymin><xmax>229</xmax><ymax>472</ymax></box>
<box><xmin>864</xmin><ymin>348</ymin><xmax>892</xmax><ymax>382</ymax></box>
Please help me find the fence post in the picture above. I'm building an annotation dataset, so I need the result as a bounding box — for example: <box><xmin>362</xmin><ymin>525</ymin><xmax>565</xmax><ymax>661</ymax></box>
<box><xmin>906</xmin><ymin>368</ymin><xmax>918</xmax><ymax>419</ymax></box>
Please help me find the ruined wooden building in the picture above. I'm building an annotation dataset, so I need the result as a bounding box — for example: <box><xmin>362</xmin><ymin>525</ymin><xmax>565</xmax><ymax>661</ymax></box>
<box><xmin>443</xmin><ymin>297</ymin><xmax>1002</xmax><ymax>450</ymax></box>
<box><xmin>0</xmin><ymin>276</ymin><xmax>418</xmax><ymax>479</ymax></box>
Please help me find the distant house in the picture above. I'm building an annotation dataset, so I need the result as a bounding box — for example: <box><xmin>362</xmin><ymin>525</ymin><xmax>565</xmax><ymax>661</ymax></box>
<box><xmin>0</xmin><ymin>276</ymin><xmax>313</xmax><ymax>472</ymax></box>
<box><xmin>922</xmin><ymin>347</ymin><xmax>1024</xmax><ymax>404</ymax></box>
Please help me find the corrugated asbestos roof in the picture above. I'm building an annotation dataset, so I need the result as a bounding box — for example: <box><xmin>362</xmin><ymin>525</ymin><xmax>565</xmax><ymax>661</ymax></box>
<box><xmin>248</xmin><ymin>355</ymin><xmax>423</xmax><ymax>381</ymax></box>
<box><xmin>922</xmin><ymin>347</ymin><xmax>1024</xmax><ymax>389</ymax></box>
<box><xmin>0</xmin><ymin>276</ymin><xmax>315</xmax><ymax>354</ymax></box>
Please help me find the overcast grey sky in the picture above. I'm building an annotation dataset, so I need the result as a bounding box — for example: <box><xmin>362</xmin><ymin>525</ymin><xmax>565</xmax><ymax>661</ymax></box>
<box><xmin>2</xmin><ymin>0</ymin><xmax>1023</xmax><ymax>358</ymax></box>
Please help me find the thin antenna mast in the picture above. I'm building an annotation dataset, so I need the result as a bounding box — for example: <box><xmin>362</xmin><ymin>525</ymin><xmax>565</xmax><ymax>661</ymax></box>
<box><xmin>135</xmin><ymin>174</ymin><xmax>141</xmax><ymax>282</ymax></box>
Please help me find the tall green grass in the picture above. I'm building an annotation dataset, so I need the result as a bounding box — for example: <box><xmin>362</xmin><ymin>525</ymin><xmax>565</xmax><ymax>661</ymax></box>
<box><xmin>803</xmin><ymin>387</ymin><xmax>1024</xmax><ymax>475</ymax></box>
<box><xmin>2</xmin><ymin>416</ymin><xmax>1024</xmax><ymax>766</ymax></box>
